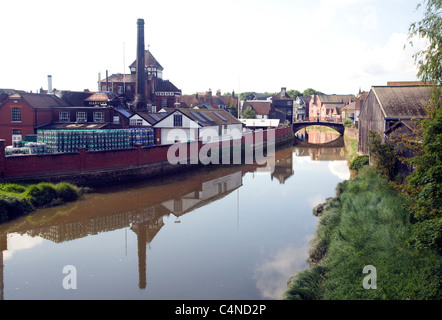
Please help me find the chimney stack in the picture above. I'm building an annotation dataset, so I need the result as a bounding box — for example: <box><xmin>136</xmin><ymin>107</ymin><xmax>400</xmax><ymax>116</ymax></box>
<box><xmin>135</xmin><ymin>18</ymin><xmax>146</xmax><ymax>110</ymax></box>
<box><xmin>106</xmin><ymin>70</ymin><xmax>109</xmax><ymax>91</ymax></box>
<box><xmin>48</xmin><ymin>75</ymin><xmax>53</xmax><ymax>94</ymax></box>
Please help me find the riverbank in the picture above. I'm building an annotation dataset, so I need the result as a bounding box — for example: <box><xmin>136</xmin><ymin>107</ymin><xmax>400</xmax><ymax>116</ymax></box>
<box><xmin>0</xmin><ymin>181</ymin><xmax>83</xmax><ymax>222</ymax></box>
<box><xmin>282</xmin><ymin>165</ymin><xmax>441</xmax><ymax>300</ymax></box>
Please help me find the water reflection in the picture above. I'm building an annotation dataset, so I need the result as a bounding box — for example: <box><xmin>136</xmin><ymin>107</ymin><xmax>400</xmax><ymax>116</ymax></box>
<box><xmin>294</xmin><ymin>126</ymin><xmax>341</xmax><ymax>144</ymax></box>
<box><xmin>0</xmin><ymin>134</ymin><xmax>353</xmax><ymax>299</ymax></box>
<box><xmin>0</xmin><ymin>147</ymin><xmax>298</xmax><ymax>297</ymax></box>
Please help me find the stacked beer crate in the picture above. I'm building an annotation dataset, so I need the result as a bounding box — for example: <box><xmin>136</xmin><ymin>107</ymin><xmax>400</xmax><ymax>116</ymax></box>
<box><xmin>36</xmin><ymin>129</ymin><xmax>154</xmax><ymax>154</ymax></box>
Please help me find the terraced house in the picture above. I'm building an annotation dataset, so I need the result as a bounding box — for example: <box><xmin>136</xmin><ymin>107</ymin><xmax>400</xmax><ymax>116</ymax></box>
<box><xmin>308</xmin><ymin>94</ymin><xmax>355</xmax><ymax>122</ymax></box>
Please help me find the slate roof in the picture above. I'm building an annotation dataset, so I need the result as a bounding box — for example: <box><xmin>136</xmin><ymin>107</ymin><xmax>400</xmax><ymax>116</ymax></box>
<box><xmin>101</xmin><ymin>73</ymin><xmax>137</xmax><ymax>83</ymax></box>
<box><xmin>129</xmin><ymin>50</ymin><xmax>163</xmax><ymax>70</ymax></box>
<box><xmin>135</xmin><ymin>112</ymin><xmax>166</xmax><ymax>125</ymax></box>
<box><xmin>273</xmin><ymin>89</ymin><xmax>293</xmax><ymax>100</ymax></box>
<box><xmin>155</xmin><ymin>80</ymin><xmax>181</xmax><ymax>93</ymax></box>
<box><xmin>317</xmin><ymin>94</ymin><xmax>355</xmax><ymax>104</ymax></box>
<box><xmin>155</xmin><ymin>108</ymin><xmax>242</xmax><ymax>128</ymax></box>
<box><xmin>181</xmin><ymin>108</ymin><xmax>242</xmax><ymax>126</ymax></box>
<box><xmin>372</xmin><ymin>86</ymin><xmax>432</xmax><ymax>119</ymax></box>
<box><xmin>11</xmin><ymin>92</ymin><xmax>70</xmax><ymax>108</ymax></box>
<box><xmin>54</xmin><ymin>90</ymin><xmax>94</xmax><ymax>106</ymax></box>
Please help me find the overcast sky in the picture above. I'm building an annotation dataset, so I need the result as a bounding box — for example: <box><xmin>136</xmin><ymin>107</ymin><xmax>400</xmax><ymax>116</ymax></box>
<box><xmin>0</xmin><ymin>0</ymin><xmax>427</xmax><ymax>96</ymax></box>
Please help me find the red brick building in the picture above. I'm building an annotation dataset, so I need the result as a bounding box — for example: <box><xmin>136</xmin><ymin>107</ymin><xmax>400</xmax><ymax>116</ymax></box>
<box><xmin>0</xmin><ymin>92</ymin><xmax>132</xmax><ymax>145</ymax></box>
<box><xmin>100</xmin><ymin>50</ymin><xmax>181</xmax><ymax>111</ymax></box>
<box><xmin>0</xmin><ymin>92</ymin><xmax>69</xmax><ymax>145</ymax></box>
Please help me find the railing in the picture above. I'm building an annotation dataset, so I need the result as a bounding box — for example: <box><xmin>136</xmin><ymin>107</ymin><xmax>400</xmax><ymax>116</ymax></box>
<box><xmin>294</xmin><ymin>117</ymin><xmax>343</xmax><ymax>124</ymax></box>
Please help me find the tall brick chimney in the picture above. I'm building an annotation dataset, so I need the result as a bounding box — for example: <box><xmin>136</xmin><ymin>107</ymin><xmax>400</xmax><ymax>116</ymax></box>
<box><xmin>135</xmin><ymin>18</ymin><xmax>146</xmax><ymax>110</ymax></box>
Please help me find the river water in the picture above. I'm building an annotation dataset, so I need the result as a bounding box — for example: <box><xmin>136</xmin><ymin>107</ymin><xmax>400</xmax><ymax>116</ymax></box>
<box><xmin>0</xmin><ymin>128</ymin><xmax>351</xmax><ymax>300</ymax></box>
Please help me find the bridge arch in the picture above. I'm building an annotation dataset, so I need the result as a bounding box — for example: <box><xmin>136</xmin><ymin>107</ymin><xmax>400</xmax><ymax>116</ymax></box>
<box><xmin>292</xmin><ymin>121</ymin><xmax>345</xmax><ymax>136</ymax></box>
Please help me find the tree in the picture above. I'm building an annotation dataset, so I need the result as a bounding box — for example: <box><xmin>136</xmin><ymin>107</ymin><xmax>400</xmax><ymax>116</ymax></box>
<box><xmin>367</xmin><ymin>131</ymin><xmax>398</xmax><ymax>181</ymax></box>
<box><xmin>405</xmin><ymin>0</ymin><xmax>442</xmax><ymax>252</ymax></box>
<box><xmin>241</xmin><ymin>108</ymin><xmax>257</xmax><ymax>119</ymax></box>
<box><xmin>228</xmin><ymin>104</ymin><xmax>238</xmax><ymax>118</ymax></box>
<box><xmin>288</xmin><ymin>89</ymin><xmax>303</xmax><ymax>97</ymax></box>
<box><xmin>407</xmin><ymin>0</ymin><xmax>442</xmax><ymax>86</ymax></box>
<box><xmin>303</xmin><ymin>88</ymin><xmax>324</xmax><ymax>97</ymax></box>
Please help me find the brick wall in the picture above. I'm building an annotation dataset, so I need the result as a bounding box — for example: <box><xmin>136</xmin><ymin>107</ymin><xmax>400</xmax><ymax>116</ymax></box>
<box><xmin>1</xmin><ymin>127</ymin><xmax>293</xmax><ymax>183</ymax></box>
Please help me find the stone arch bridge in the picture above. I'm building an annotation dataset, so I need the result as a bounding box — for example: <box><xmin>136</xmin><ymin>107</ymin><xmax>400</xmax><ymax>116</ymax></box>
<box><xmin>293</xmin><ymin>121</ymin><xmax>345</xmax><ymax>136</ymax></box>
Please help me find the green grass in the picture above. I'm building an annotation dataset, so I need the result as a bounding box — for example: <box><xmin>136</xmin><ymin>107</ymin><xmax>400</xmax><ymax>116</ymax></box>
<box><xmin>283</xmin><ymin>166</ymin><xmax>441</xmax><ymax>300</ymax></box>
<box><xmin>0</xmin><ymin>182</ymin><xmax>81</xmax><ymax>222</ymax></box>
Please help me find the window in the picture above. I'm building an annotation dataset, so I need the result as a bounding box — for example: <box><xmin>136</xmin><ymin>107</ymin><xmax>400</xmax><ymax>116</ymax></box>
<box><xmin>130</xmin><ymin>118</ymin><xmax>143</xmax><ymax>126</ymax></box>
<box><xmin>117</xmin><ymin>86</ymin><xmax>123</xmax><ymax>95</ymax></box>
<box><xmin>113</xmin><ymin>116</ymin><xmax>120</xmax><ymax>124</ymax></box>
<box><xmin>11</xmin><ymin>107</ymin><xmax>21</xmax><ymax>122</ymax></box>
<box><xmin>12</xmin><ymin>129</ymin><xmax>22</xmax><ymax>142</ymax></box>
<box><xmin>173</xmin><ymin>114</ymin><xmax>182</xmax><ymax>127</ymax></box>
<box><xmin>59</xmin><ymin>111</ymin><xmax>70</xmax><ymax>122</ymax></box>
<box><xmin>161</xmin><ymin>98</ymin><xmax>168</xmax><ymax>108</ymax></box>
<box><xmin>93</xmin><ymin>112</ymin><xmax>104</xmax><ymax>123</ymax></box>
<box><xmin>76</xmin><ymin>112</ymin><xmax>87</xmax><ymax>123</ymax></box>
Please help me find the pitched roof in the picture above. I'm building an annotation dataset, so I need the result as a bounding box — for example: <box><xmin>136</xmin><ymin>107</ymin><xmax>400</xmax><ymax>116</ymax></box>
<box><xmin>54</xmin><ymin>90</ymin><xmax>94</xmax><ymax>106</ymax></box>
<box><xmin>155</xmin><ymin>80</ymin><xmax>181</xmax><ymax>93</ymax></box>
<box><xmin>342</xmin><ymin>101</ymin><xmax>356</xmax><ymax>111</ymax></box>
<box><xmin>243</xmin><ymin>101</ymin><xmax>271</xmax><ymax>116</ymax></box>
<box><xmin>101</xmin><ymin>73</ymin><xmax>137</xmax><ymax>83</ymax></box>
<box><xmin>135</xmin><ymin>112</ymin><xmax>166</xmax><ymax>124</ymax></box>
<box><xmin>372</xmin><ymin>86</ymin><xmax>432</xmax><ymax>119</ymax></box>
<box><xmin>300</xmin><ymin>96</ymin><xmax>311</xmax><ymax>104</ymax></box>
<box><xmin>317</xmin><ymin>94</ymin><xmax>355</xmax><ymax>104</ymax></box>
<box><xmin>273</xmin><ymin>89</ymin><xmax>293</xmax><ymax>100</ymax></box>
<box><xmin>155</xmin><ymin>108</ymin><xmax>242</xmax><ymax>128</ymax></box>
<box><xmin>181</xmin><ymin>108</ymin><xmax>242</xmax><ymax>126</ymax></box>
<box><xmin>11</xmin><ymin>92</ymin><xmax>70</xmax><ymax>108</ymax></box>
<box><xmin>129</xmin><ymin>50</ymin><xmax>163</xmax><ymax>70</ymax></box>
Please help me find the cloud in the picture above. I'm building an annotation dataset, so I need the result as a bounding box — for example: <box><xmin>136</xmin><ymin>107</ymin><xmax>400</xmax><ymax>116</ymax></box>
<box><xmin>307</xmin><ymin>194</ymin><xmax>327</xmax><ymax>208</ymax></box>
<box><xmin>3</xmin><ymin>233</ymin><xmax>44</xmax><ymax>261</ymax></box>
<box><xmin>254</xmin><ymin>244</ymin><xmax>310</xmax><ymax>299</ymax></box>
<box><xmin>328</xmin><ymin>161</ymin><xmax>351</xmax><ymax>180</ymax></box>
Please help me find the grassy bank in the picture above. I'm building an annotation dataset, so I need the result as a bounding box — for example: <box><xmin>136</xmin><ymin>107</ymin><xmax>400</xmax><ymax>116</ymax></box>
<box><xmin>0</xmin><ymin>182</ymin><xmax>82</xmax><ymax>222</ymax></box>
<box><xmin>283</xmin><ymin>165</ymin><xmax>441</xmax><ymax>300</ymax></box>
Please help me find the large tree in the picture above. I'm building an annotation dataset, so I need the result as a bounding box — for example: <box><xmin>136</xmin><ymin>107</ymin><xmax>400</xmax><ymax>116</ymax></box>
<box><xmin>408</xmin><ymin>0</ymin><xmax>442</xmax><ymax>86</ymax></box>
<box><xmin>406</xmin><ymin>0</ymin><xmax>442</xmax><ymax>252</ymax></box>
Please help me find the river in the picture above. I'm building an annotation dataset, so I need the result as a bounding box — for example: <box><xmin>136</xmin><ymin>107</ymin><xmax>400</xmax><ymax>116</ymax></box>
<box><xmin>0</xmin><ymin>128</ymin><xmax>352</xmax><ymax>300</ymax></box>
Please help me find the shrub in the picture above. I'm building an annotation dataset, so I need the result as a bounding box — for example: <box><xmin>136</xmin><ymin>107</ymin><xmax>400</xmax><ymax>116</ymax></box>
<box><xmin>349</xmin><ymin>154</ymin><xmax>369</xmax><ymax>171</ymax></box>
<box><xmin>0</xmin><ymin>183</ymin><xmax>27</xmax><ymax>194</ymax></box>
<box><xmin>0</xmin><ymin>192</ymin><xmax>34</xmax><ymax>221</ymax></box>
<box><xmin>54</xmin><ymin>182</ymin><xmax>80</xmax><ymax>202</ymax></box>
<box><xmin>24</xmin><ymin>183</ymin><xmax>58</xmax><ymax>207</ymax></box>
<box><xmin>343</xmin><ymin>118</ymin><xmax>353</xmax><ymax>128</ymax></box>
